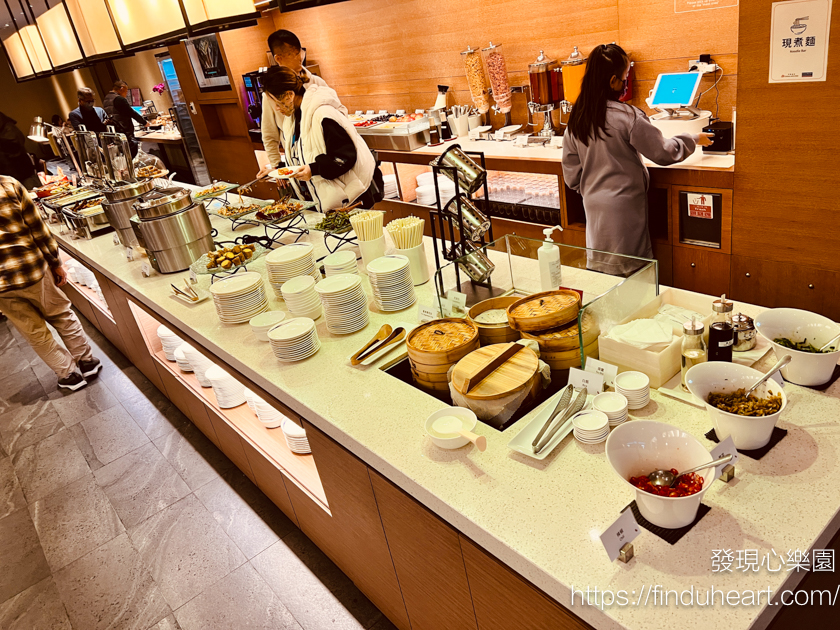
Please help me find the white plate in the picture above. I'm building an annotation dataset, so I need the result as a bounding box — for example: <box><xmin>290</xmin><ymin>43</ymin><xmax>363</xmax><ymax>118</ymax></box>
<box><xmin>506</xmin><ymin>392</ymin><xmax>594</xmax><ymax>460</ymax></box>
<box><xmin>209</xmin><ymin>272</ymin><xmax>263</xmax><ymax>296</ymax></box>
<box><xmin>265</xmin><ymin>243</ymin><xmax>314</xmax><ymax>264</ymax></box>
<box><xmin>268</xmin><ymin>168</ymin><xmax>295</xmax><ymax>180</ymax></box>
<box><xmin>323</xmin><ymin>250</ymin><xmax>356</xmax><ymax>267</ymax></box>
<box><xmin>315</xmin><ymin>274</ymin><xmax>362</xmax><ymax>294</ymax></box>
<box><xmin>367</xmin><ymin>255</ymin><xmax>409</xmax><ymax>275</ymax></box>
<box><xmin>498</xmin><ymin>124</ymin><xmax>522</xmax><ymax>135</ymax></box>
<box><xmin>267</xmin><ymin>318</ymin><xmax>316</xmax><ymax>341</ymax></box>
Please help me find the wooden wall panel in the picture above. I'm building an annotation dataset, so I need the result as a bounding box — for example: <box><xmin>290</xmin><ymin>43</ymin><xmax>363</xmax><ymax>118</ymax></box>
<box><xmin>242</xmin><ymin>440</ymin><xmax>300</xmax><ymax>527</ymax></box>
<box><xmin>732</xmin><ymin>1</ymin><xmax>840</xmax><ymax>274</ymax></box>
<box><xmin>461</xmin><ymin>536</ymin><xmax>593</xmax><ymax>630</ymax></box>
<box><xmin>370</xmin><ymin>471</ymin><xmax>478</xmax><ymax>630</ymax></box>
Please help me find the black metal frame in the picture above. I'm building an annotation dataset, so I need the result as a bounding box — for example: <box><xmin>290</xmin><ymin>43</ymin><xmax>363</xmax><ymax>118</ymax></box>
<box><xmin>428</xmin><ymin>150</ymin><xmax>494</xmax><ymax>297</ymax></box>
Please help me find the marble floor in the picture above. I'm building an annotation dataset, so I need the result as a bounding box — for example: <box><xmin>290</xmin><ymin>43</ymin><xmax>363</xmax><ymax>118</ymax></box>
<box><xmin>0</xmin><ymin>312</ymin><xmax>398</xmax><ymax>630</ymax></box>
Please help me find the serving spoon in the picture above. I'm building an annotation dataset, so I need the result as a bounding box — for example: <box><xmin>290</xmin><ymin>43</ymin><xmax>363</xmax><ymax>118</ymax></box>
<box><xmin>819</xmin><ymin>331</ymin><xmax>840</xmax><ymax>352</ymax></box>
<box><xmin>648</xmin><ymin>454</ymin><xmax>734</xmax><ymax>488</ymax></box>
<box><xmin>744</xmin><ymin>355</ymin><xmax>791</xmax><ymax>397</ymax></box>
<box><xmin>432</xmin><ymin>415</ymin><xmax>487</xmax><ymax>452</ymax></box>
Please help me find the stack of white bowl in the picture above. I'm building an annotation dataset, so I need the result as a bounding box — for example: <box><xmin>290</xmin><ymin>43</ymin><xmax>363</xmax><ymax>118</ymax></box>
<box><xmin>205</xmin><ymin>365</ymin><xmax>247</xmax><ymax>408</ymax></box>
<box><xmin>366</xmin><ymin>255</ymin><xmax>416</xmax><ymax>311</ymax></box>
<box><xmin>267</xmin><ymin>317</ymin><xmax>321</xmax><ymax>362</ymax></box>
<box><xmin>323</xmin><ymin>250</ymin><xmax>358</xmax><ymax>277</ymax></box>
<box><xmin>243</xmin><ymin>388</ymin><xmax>284</xmax><ymax>428</ymax></box>
<box><xmin>249</xmin><ymin>311</ymin><xmax>286</xmax><ymax>342</ymax></box>
<box><xmin>415</xmin><ymin>180</ymin><xmax>455</xmax><ymax>206</ymax></box>
<box><xmin>181</xmin><ymin>344</ymin><xmax>215</xmax><ymax>387</ymax></box>
<box><xmin>572</xmin><ymin>410</ymin><xmax>610</xmax><ymax>444</ymax></box>
<box><xmin>209</xmin><ymin>272</ymin><xmax>269</xmax><ymax>324</ymax></box>
<box><xmin>383</xmin><ymin>174</ymin><xmax>399</xmax><ymax>199</ymax></box>
<box><xmin>593</xmin><ymin>392</ymin><xmax>629</xmax><ymax>428</ymax></box>
<box><xmin>174</xmin><ymin>344</ymin><xmax>193</xmax><ymax>372</ymax></box>
<box><xmin>265</xmin><ymin>243</ymin><xmax>320</xmax><ymax>298</ymax></box>
<box><xmin>314</xmin><ymin>274</ymin><xmax>369</xmax><ymax>334</ymax></box>
<box><xmin>281</xmin><ymin>418</ymin><xmax>311</xmax><ymax>454</ymax></box>
<box><xmin>615</xmin><ymin>372</ymin><xmax>651</xmax><ymax>409</ymax></box>
<box><xmin>157</xmin><ymin>325</ymin><xmax>183</xmax><ymax>361</ymax></box>
<box><xmin>281</xmin><ymin>276</ymin><xmax>323</xmax><ymax>320</ymax></box>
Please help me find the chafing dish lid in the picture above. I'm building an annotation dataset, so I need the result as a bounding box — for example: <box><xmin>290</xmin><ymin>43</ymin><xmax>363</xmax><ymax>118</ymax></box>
<box><xmin>134</xmin><ymin>187</ymin><xmax>192</xmax><ymax>212</ymax></box>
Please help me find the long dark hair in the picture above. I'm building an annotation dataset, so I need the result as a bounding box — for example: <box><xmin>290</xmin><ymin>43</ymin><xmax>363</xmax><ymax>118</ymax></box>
<box><xmin>567</xmin><ymin>44</ymin><xmax>629</xmax><ymax>146</ymax></box>
<box><xmin>261</xmin><ymin>66</ymin><xmax>308</xmax><ymax>99</ymax></box>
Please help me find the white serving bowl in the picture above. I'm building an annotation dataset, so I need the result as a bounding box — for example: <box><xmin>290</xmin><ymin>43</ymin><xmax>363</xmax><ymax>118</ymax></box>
<box><xmin>606</xmin><ymin>420</ymin><xmax>715</xmax><ymax>529</ymax></box>
<box><xmin>424</xmin><ymin>407</ymin><xmax>478</xmax><ymax>450</ymax></box>
<box><xmin>685</xmin><ymin>362</ymin><xmax>786</xmax><ymax>450</ymax></box>
<box><xmin>754</xmin><ymin>308</ymin><xmax>840</xmax><ymax>386</ymax></box>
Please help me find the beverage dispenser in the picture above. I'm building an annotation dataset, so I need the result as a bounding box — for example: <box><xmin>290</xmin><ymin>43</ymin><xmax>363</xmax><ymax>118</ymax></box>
<box><xmin>560</xmin><ymin>46</ymin><xmax>587</xmax><ymax>106</ymax></box>
<box><xmin>527</xmin><ymin>50</ymin><xmax>562</xmax><ymax>137</ymax></box>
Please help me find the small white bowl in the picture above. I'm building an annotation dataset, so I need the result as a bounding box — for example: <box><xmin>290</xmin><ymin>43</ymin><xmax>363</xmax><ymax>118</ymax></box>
<box><xmin>606</xmin><ymin>420</ymin><xmax>715</xmax><ymax>529</ymax></box>
<box><xmin>685</xmin><ymin>362</ymin><xmax>787</xmax><ymax>450</ymax></box>
<box><xmin>593</xmin><ymin>392</ymin><xmax>629</xmax><ymax>416</ymax></box>
<box><xmin>754</xmin><ymin>308</ymin><xmax>840</xmax><ymax>386</ymax></box>
<box><xmin>615</xmin><ymin>371</ymin><xmax>650</xmax><ymax>392</ymax></box>
<box><xmin>424</xmin><ymin>407</ymin><xmax>478</xmax><ymax>450</ymax></box>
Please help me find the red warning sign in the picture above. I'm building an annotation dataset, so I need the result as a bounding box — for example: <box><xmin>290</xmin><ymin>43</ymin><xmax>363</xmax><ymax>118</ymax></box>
<box><xmin>687</xmin><ymin>193</ymin><xmax>713</xmax><ymax>219</ymax></box>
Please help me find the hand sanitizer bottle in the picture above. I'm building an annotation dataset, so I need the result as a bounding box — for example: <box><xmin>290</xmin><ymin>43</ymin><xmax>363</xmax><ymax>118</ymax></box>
<box><xmin>538</xmin><ymin>225</ymin><xmax>563</xmax><ymax>291</ymax></box>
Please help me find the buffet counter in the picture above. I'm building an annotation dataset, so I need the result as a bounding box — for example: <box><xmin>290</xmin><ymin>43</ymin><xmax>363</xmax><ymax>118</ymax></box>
<box><xmin>49</xmin><ymin>207</ymin><xmax>840</xmax><ymax>630</ymax></box>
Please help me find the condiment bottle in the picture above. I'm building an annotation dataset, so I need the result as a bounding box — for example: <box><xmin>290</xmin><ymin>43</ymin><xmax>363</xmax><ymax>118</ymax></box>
<box><xmin>708</xmin><ymin>295</ymin><xmax>734</xmax><ymax>362</ymax></box>
<box><xmin>439</xmin><ymin>110</ymin><xmax>452</xmax><ymax>140</ymax></box>
<box><xmin>428</xmin><ymin>111</ymin><xmax>441</xmax><ymax>145</ymax></box>
<box><xmin>681</xmin><ymin>319</ymin><xmax>707</xmax><ymax>391</ymax></box>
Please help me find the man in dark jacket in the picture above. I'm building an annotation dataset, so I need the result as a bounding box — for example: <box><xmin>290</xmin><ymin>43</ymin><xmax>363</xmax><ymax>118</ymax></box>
<box><xmin>0</xmin><ymin>111</ymin><xmax>37</xmax><ymax>189</ymax></box>
<box><xmin>103</xmin><ymin>80</ymin><xmax>148</xmax><ymax>157</ymax></box>
<box><xmin>68</xmin><ymin>88</ymin><xmax>108</xmax><ymax>133</ymax></box>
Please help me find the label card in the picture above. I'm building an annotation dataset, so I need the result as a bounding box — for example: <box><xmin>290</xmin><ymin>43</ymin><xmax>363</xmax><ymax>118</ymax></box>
<box><xmin>514</xmin><ymin>135</ymin><xmax>529</xmax><ymax>147</ymax></box>
<box><xmin>710</xmin><ymin>436</ymin><xmax>740</xmax><ymax>481</ymax></box>
<box><xmin>585</xmin><ymin>357</ymin><xmax>619</xmax><ymax>388</ymax></box>
<box><xmin>112</xmin><ymin>233</ymin><xmax>120</xmax><ymax>245</ymax></box>
<box><xmin>365</xmin><ymin>110</ymin><xmax>375</xmax><ymax>115</ymax></box>
<box><xmin>446</xmin><ymin>290</ymin><xmax>467</xmax><ymax>316</ymax></box>
<box><xmin>355</xmin><ymin>111</ymin><xmax>363</xmax><ymax>116</ymax></box>
<box><xmin>549</xmin><ymin>136</ymin><xmax>563</xmax><ymax>149</ymax></box>
<box><xmin>125</xmin><ymin>247</ymin><xmax>134</xmax><ymax>262</ymax></box>
<box><xmin>439</xmin><ymin>297</ymin><xmax>453</xmax><ymax>318</ymax></box>
<box><xmin>418</xmin><ymin>303</ymin><xmax>437</xmax><ymax>323</ymax></box>
<box><xmin>469</xmin><ymin>129</ymin><xmax>481</xmax><ymax>141</ymax></box>
<box><xmin>378</xmin><ymin>110</ymin><xmax>389</xmax><ymax>115</ymax></box>
<box><xmin>415</xmin><ymin>109</ymin><xmax>425</xmax><ymax>114</ymax></box>
<box><xmin>601</xmin><ymin>509</ymin><xmax>641</xmax><ymax>562</ymax></box>
<box><xmin>494</xmin><ymin>129</ymin><xmax>505</xmax><ymax>141</ymax></box>
<box><xmin>189</xmin><ymin>269</ymin><xmax>198</xmax><ymax>284</ymax></box>
<box><xmin>140</xmin><ymin>262</ymin><xmax>151</xmax><ymax>277</ymax></box>
<box><xmin>396</xmin><ymin>109</ymin><xmax>406</xmax><ymax>116</ymax></box>
<box><xmin>568</xmin><ymin>367</ymin><xmax>604</xmax><ymax>395</ymax></box>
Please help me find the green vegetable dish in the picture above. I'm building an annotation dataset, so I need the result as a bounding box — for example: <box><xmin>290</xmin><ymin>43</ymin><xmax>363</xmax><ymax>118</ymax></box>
<box><xmin>773</xmin><ymin>337</ymin><xmax>834</xmax><ymax>353</ymax></box>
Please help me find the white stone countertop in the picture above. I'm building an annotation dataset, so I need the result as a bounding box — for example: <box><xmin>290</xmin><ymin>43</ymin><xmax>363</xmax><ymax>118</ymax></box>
<box><xmin>48</xmin><ymin>198</ymin><xmax>839</xmax><ymax>630</ymax></box>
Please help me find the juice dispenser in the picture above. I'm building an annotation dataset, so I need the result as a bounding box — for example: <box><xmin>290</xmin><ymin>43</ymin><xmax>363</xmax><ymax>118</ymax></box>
<box><xmin>561</xmin><ymin>46</ymin><xmax>587</xmax><ymax>106</ymax></box>
<box><xmin>527</xmin><ymin>50</ymin><xmax>562</xmax><ymax>137</ymax></box>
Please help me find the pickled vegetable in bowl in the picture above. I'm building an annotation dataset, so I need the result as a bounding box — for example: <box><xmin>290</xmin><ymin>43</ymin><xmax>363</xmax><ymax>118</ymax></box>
<box><xmin>774</xmin><ymin>337</ymin><xmax>834</xmax><ymax>353</ymax></box>
<box><xmin>707</xmin><ymin>389</ymin><xmax>783</xmax><ymax>416</ymax></box>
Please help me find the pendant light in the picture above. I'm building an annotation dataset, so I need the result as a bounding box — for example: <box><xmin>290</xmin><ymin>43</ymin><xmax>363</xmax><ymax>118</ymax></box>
<box><xmin>0</xmin><ymin>0</ymin><xmax>52</xmax><ymax>79</ymax></box>
<box><xmin>104</xmin><ymin>0</ymin><xmax>188</xmax><ymax>51</ymax></box>
<box><xmin>181</xmin><ymin>0</ymin><xmax>260</xmax><ymax>35</ymax></box>
<box><xmin>32</xmin><ymin>1</ymin><xmax>85</xmax><ymax>70</ymax></box>
<box><xmin>64</xmin><ymin>0</ymin><xmax>122</xmax><ymax>60</ymax></box>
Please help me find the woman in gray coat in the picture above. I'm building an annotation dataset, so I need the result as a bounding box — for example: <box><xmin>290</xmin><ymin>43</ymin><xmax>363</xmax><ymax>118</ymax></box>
<box><xmin>562</xmin><ymin>44</ymin><xmax>713</xmax><ymax>275</ymax></box>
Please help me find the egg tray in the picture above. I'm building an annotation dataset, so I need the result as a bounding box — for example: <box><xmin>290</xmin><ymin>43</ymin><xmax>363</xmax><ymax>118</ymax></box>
<box><xmin>189</xmin><ymin>243</ymin><xmax>267</xmax><ymax>276</ymax></box>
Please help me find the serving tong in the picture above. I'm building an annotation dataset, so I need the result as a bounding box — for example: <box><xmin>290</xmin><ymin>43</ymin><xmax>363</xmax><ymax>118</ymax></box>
<box><xmin>531</xmin><ymin>385</ymin><xmax>588</xmax><ymax>454</ymax></box>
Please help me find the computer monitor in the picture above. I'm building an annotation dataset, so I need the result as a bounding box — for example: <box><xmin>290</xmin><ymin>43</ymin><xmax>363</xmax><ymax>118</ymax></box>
<box><xmin>650</xmin><ymin>72</ymin><xmax>703</xmax><ymax>109</ymax></box>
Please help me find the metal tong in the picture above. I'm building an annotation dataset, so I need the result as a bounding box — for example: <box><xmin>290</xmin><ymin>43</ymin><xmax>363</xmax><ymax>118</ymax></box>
<box><xmin>531</xmin><ymin>384</ymin><xmax>573</xmax><ymax>450</ymax></box>
<box><xmin>235</xmin><ymin>174</ymin><xmax>269</xmax><ymax>194</ymax></box>
<box><xmin>533</xmin><ymin>386</ymin><xmax>588</xmax><ymax>454</ymax></box>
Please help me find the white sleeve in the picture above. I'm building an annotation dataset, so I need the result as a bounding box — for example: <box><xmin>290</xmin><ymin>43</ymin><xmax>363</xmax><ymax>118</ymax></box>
<box><xmin>260</xmin><ymin>98</ymin><xmax>284</xmax><ymax>167</ymax></box>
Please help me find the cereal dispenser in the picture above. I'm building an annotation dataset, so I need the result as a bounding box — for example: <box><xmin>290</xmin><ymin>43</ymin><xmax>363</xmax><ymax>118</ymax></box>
<box><xmin>461</xmin><ymin>46</ymin><xmax>491</xmax><ymax>116</ymax></box>
<box><xmin>481</xmin><ymin>42</ymin><xmax>513</xmax><ymax>126</ymax></box>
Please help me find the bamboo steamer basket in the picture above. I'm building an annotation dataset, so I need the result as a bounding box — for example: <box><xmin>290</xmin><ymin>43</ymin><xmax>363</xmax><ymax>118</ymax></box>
<box><xmin>543</xmin><ymin>339</ymin><xmax>599</xmax><ymax>371</ymax></box>
<box><xmin>407</xmin><ymin>318</ymin><xmax>479</xmax><ymax>389</ymax></box>
<box><xmin>451</xmin><ymin>343</ymin><xmax>541</xmax><ymax>404</ymax></box>
<box><xmin>507</xmin><ymin>290</ymin><xmax>581</xmax><ymax>332</ymax></box>
<box><xmin>521</xmin><ymin>310</ymin><xmax>599</xmax><ymax>352</ymax></box>
<box><xmin>467</xmin><ymin>295</ymin><xmax>521</xmax><ymax>346</ymax></box>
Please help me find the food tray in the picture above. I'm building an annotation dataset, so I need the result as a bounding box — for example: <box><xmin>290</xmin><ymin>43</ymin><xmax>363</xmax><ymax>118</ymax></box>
<box><xmin>243</xmin><ymin>200</ymin><xmax>316</xmax><ymax>226</ymax></box>
<box><xmin>193</xmin><ymin>182</ymin><xmax>238</xmax><ymax>201</ymax></box>
<box><xmin>189</xmin><ymin>243</ymin><xmax>267</xmax><ymax>276</ymax></box>
<box><xmin>47</xmin><ymin>189</ymin><xmax>100</xmax><ymax>208</ymax></box>
<box><xmin>521</xmin><ymin>311</ymin><xmax>599</xmax><ymax>351</ymax></box>
<box><xmin>137</xmin><ymin>168</ymin><xmax>170</xmax><ymax>180</ymax></box>
<box><xmin>208</xmin><ymin>199</ymin><xmax>272</xmax><ymax>220</ymax></box>
<box><xmin>506</xmin><ymin>393</ymin><xmax>594</xmax><ymax>460</ymax></box>
<box><xmin>507</xmin><ymin>290</ymin><xmax>581</xmax><ymax>332</ymax></box>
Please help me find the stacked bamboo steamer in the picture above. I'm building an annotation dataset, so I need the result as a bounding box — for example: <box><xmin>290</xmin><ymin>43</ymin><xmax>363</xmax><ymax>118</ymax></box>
<box><xmin>406</xmin><ymin>319</ymin><xmax>479</xmax><ymax>392</ymax></box>
<box><xmin>506</xmin><ymin>289</ymin><xmax>597</xmax><ymax>371</ymax></box>
<box><xmin>451</xmin><ymin>343</ymin><xmax>542</xmax><ymax>409</ymax></box>
<box><xmin>521</xmin><ymin>310</ymin><xmax>600</xmax><ymax>370</ymax></box>
<box><xmin>467</xmin><ymin>296</ymin><xmax>521</xmax><ymax>347</ymax></box>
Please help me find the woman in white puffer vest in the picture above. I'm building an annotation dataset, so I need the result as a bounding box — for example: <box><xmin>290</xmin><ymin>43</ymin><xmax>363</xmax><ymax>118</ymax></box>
<box><xmin>261</xmin><ymin>66</ymin><xmax>383</xmax><ymax>212</ymax></box>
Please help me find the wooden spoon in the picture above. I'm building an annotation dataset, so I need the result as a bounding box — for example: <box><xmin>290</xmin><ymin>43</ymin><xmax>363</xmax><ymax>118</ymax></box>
<box><xmin>351</xmin><ymin>325</ymin><xmax>392</xmax><ymax>365</ymax></box>
<box><xmin>432</xmin><ymin>415</ymin><xmax>487</xmax><ymax>452</ymax></box>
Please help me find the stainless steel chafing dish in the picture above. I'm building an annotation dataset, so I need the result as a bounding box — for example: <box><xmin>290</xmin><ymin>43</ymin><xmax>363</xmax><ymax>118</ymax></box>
<box><xmin>100</xmin><ymin>179</ymin><xmax>155</xmax><ymax>247</ymax></box>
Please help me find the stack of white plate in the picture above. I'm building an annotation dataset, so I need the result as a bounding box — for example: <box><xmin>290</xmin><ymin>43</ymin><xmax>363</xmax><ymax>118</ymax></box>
<box><xmin>174</xmin><ymin>344</ymin><xmax>193</xmax><ymax>372</ymax></box>
<box><xmin>157</xmin><ymin>325</ymin><xmax>183</xmax><ymax>361</ymax></box>
<box><xmin>281</xmin><ymin>418</ymin><xmax>311</xmax><ymax>454</ymax></box>
<box><xmin>181</xmin><ymin>344</ymin><xmax>215</xmax><ymax>388</ymax></box>
<box><xmin>366</xmin><ymin>255</ymin><xmax>416</xmax><ymax>311</ymax></box>
<box><xmin>281</xmin><ymin>276</ymin><xmax>323</xmax><ymax>319</ymax></box>
<box><xmin>265</xmin><ymin>243</ymin><xmax>320</xmax><ymax>297</ymax></box>
<box><xmin>383</xmin><ymin>174</ymin><xmax>399</xmax><ymax>199</ymax></box>
<box><xmin>615</xmin><ymin>371</ymin><xmax>651</xmax><ymax>410</ymax></box>
<box><xmin>415</xmin><ymin>180</ymin><xmax>455</xmax><ymax>206</ymax></box>
<box><xmin>244</xmin><ymin>388</ymin><xmax>284</xmax><ymax>428</ymax></box>
<box><xmin>323</xmin><ymin>250</ymin><xmax>358</xmax><ymax>277</ymax></box>
<box><xmin>593</xmin><ymin>392</ymin><xmax>629</xmax><ymax>427</ymax></box>
<box><xmin>209</xmin><ymin>272</ymin><xmax>269</xmax><ymax>324</ymax></box>
<box><xmin>204</xmin><ymin>365</ymin><xmax>246</xmax><ymax>408</ymax></box>
<box><xmin>267</xmin><ymin>317</ymin><xmax>321</xmax><ymax>362</ymax></box>
<box><xmin>249</xmin><ymin>311</ymin><xmax>286</xmax><ymax>342</ymax></box>
<box><xmin>572</xmin><ymin>410</ymin><xmax>610</xmax><ymax>444</ymax></box>
<box><xmin>315</xmin><ymin>274</ymin><xmax>369</xmax><ymax>334</ymax></box>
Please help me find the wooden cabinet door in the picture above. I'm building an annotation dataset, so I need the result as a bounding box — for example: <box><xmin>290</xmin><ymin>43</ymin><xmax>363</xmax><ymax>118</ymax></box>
<box><xmin>369</xmin><ymin>471</ymin><xmax>477</xmax><ymax>630</ymax></box>
<box><xmin>730</xmin><ymin>256</ymin><xmax>840</xmax><ymax>321</ymax></box>
<box><xmin>673</xmin><ymin>246</ymin><xmax>731</xmax><ymax>296</ymax></box>
<box><xmin>461</xmin><ymin>537</ymin><xmax>593</xmax><ymax>630</ymax></box>
<box><xmin>652</xmin><ymin>242</ymin><xmax>673</xmax><ymax>287</ymax></box>
<box><xmin>286</xmin><ymin>422</ymin><xmax>410</xmax><ymax>630</ymax></box>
